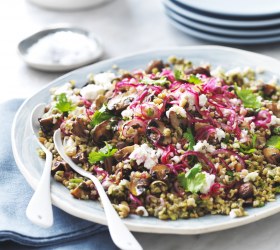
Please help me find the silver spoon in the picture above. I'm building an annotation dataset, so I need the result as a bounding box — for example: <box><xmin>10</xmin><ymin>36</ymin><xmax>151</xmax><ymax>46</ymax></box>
<box><xmin>53</xmin><ymin>129</ymin><xmax>143</xmax><ymax>250</ymax></box>
<box><xmin>26</xmin><ymin>103</ymin><xmax>53</xmax><ymax>227</ymax></box>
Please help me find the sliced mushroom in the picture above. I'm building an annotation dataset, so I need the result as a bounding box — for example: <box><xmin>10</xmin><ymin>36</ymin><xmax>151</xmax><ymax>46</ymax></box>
<box><xmin>104</xmin><ymin>156</ymin><xmax>114</xmax><ymax>174</ymax></box>
<box><xmin>263</xmin><ymin>147</ymin><xmax>280</xmax><ymax>165</ymax></box>
<box><xmin>129</xmin><ymin>176</ymin><xmax>150</xmax><ymax>196</ymax></box>
<box><xmin>262</xmin><ymin>84</ymin><xmax>276</xmax><ymax>97</ymax></box>
<box><xmin>169</xmin><ymin>111</ymin><xmax>187</xmax><ymax>128</ymax></box>
<box><xmin>145</xmin><ymin>60</ymin><xmax>165</xmax><ymax>74</ymax></box>
<box><xmin>91</xmin><ymin>120</ymin><xmax>113</xmax><ymax>145</ymax></box>
<box><xmin>147</xmin><ymin>119</ymin><xmax>171</xmax><ymax>145</ymax></box>
<box><xmin>185</xmin><ymin>67</ymin><xmax>211</xmax><ymax>77</ymax></box>
<box><xmin>194</xmin><ymin>122</ymin><xmax>209</xmax><ymax>132</ymax></box>
<box><xmin>92</xmin><ymin>94</ymin><xmax>107</xmax><ymax>110</ymax></box>
<box><xmin>150</xmin><ymin>164</ymin><xmax>170</xmax><ymax>181</ymax></box>
<box><xmin>39</xmin><ymin>115</ymin><xmax>62</xmax><ymax>134</ymax></box>
<box><xmin>150</xmin><ymin>180</ymin><xmax>168</xmax><ymax>194</ymax></box>
<box><xmin>51</xmin><ymin>160</ymin><xmax>70</xmax><ymax>175</ymax></box>
<box><xmin>72</xmin><ymin>117</ymin><xmax>88</xmax><ymax>138</ymax></box>
<box><xmin>114</xmin><ymin>145</ymin><xmax>135</xmax><ymax>161</ymax></box>
<box><xmin>238</xmin><ymin>183</ymin><xmax>254</xmax><ymax>199</ymax></box>
<box><xmin>72</xmin><ymin>152</ymin><xmax>87</xmax><ymax>164</ymax></box>
<box><xmin>266</xmin><ymin>102</ymin><xmax>280</xmax><ymax>118</ymax></box>
<box><xmin>107</xmin><ymin>92</ymin><xmax>137</xmax><ymax>112</ymax></box>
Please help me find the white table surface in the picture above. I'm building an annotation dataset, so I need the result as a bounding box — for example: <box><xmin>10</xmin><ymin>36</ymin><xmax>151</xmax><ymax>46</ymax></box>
<box><xmin>2</xmin><ymin>0</ymin><xmax>280</xmax><ymax>249</ymax></box>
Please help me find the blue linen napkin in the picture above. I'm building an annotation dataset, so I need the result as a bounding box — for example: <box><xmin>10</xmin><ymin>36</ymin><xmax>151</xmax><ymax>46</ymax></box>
<box><xmin>0</xmin><ymin>99</ymin><xmax>117</xmax><ymax>249</ymax></box>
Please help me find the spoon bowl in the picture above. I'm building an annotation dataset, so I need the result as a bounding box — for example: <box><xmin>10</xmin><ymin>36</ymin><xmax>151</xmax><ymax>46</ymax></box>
<box><xmin>26</xmin><ymin>103</ymin><xmax>54</xmax><ymax>228</ymax></box>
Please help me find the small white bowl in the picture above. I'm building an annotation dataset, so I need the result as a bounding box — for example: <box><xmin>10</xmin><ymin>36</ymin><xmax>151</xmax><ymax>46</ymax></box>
<box><xmin>27</xmin><ymin>0</ymin><xmax>111</xmax><ymax>11</ymax></box>
<box><xmin>18</xmin><ymin>25</ymin><xmax>103</xmax><ymax>72</ymax></box>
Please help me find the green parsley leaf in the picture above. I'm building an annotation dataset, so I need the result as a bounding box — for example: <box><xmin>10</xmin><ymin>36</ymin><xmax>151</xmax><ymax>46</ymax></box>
<box><xmin>234</xmin><ymin>84</ymin><xmax>261</xmax><ymax>109</ymax></box>
<box><xmin>188</xmin><ymin>74</ymin><xmax>202</xmax><ymax>85</ymax></box>
<box><xmin>90</xmin><ymin>105</ymin><xmax>115</xmax><ymax>127</ymax></box>
<box><xmin>178</xmin><ymin>163</ymin><xmax>206</xmax><ymax>194</ymax></box>
<box><xmin>183</xmin><ymin>127</ymin><xmax>195</xmax><ymax>150</ymax></box>
<box><xmin>88</xmin><ymin>142</ymin><xmax>117</xmax><ymax>164</ymax></box>
<box><xmin>239</xmin><ymin>134</ymin><xmax>257</xmax><ymax>154</ymax></box>
<box><xmin>226</xmin><ymin>170</ymin><xmax>234</xmax><ymax>177</ymax></box>
<box><xmin>273</xmin><ymin>127</ymin><xmax>280</xmax><ymax>135</ymax></box>
<box><xmin>140</xmin><ymin>76</ymin><xmax>168</xmax><ymax>86</ymax></box>
<box><xmin>174</xmin><ymin>69</ymin><xmax>182</xmax><ymax>80</ymax></box>
<box><xmin>55</xmin><ymin>93</ymin><xmax>76</xmax><ymax>113</ymax></box>
<box><xmin>266</xmin><ymin>135</ymin><xmax>280</xmax><ymax>150</ymax></box>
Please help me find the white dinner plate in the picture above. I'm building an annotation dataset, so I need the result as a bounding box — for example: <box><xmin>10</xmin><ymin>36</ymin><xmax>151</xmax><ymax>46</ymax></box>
<box><xmin>166</xmin><ymin>16</ymin><xmax>280</xmax><ymax>45</ymax></box>
<box><xmin>166</xmin><ymin>7</ymin><xmax>280</xmax><ymax>37</ymax></box>
<box><xmin>12</xmin><ymin>46</ymin><xmax>280</xmax><ymax>234</ymax></box>
<box><xmin>174</xmin><ymin>0</ymin><xmax>280</xmax><ymax>17</ymax></box>
<box><xmin>163</xmin><ymin>0</ymin><xmax>280</xmax><ymax>28</ymax></box>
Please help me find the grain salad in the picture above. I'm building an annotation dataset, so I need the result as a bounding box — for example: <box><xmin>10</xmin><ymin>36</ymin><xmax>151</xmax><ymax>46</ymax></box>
<box><xmin>37</xmin><ymin>57</ymin><xmax>280</xmax><ymax>220</ymax></box>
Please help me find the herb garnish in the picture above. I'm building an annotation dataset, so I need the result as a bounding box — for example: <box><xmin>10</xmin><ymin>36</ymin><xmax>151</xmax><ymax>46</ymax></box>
<box><xmin>140</xmin><ymin>76</ymin><xmax>168</xmax><ymax>86</ymax></box>
<box><xmin>178</xmin><ymin>163</ymin><xmax>206</xmax><ymax>194</ymax></box>
<box><xmin>55</xmin><ymin>93</ymin><xmax>76</xmax><ymax>113</ymax></box>
<box><xmin>239</xmin><ymin>134</ymin><xmax>257</xmax><ymax>154</ymax></box>
<box><xmin>266</xmin><ymin>135</ymin><xmax>280</xmax><ymax>150</ymax></box>
<box><xmin>234</xmin><ymin>84</ymin><xmax>261</xmax><ymax>109</ymax></box>
<box><xmin>90</xmin><ymin>105</ymin><xmax>115</xmax><ymax>127</ymax></box>
<box><xmin>88</xmin><ymin>142</ymin><xmax>117</xmax><ymax>164</ymax></box>
<box><xmin>188</xmin><ymin>75</ymin><xmax>202</xmax><ymax>85</ymax></box>
<box><xmin>183</xmin><ymin>127</ymin><xmax>195</xmax><ymax>150</ymax></box>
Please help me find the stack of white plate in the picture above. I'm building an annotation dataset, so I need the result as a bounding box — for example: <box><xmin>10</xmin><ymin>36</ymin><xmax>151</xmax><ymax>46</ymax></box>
<box><xmin>163</xmin><ymin>0</ymin><xmax>280</xmax><ymax>44</ymax></box>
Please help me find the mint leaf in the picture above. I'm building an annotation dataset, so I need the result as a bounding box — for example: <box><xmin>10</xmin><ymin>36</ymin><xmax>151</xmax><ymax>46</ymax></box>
<box><xmin>234</xmin><ymin>84</ymin><xmax>261</xmax><ymax>109</ymax></box>
<box><xmin>178</xmin><ymin>163</ymin><xmax>206</xmax><ymax>194</ymax></box>
<box><xmin>90</xmin><ymin>105</ymin><xmax>115</xmax><ymax>127</ymax></box>
<box><xmin>183</xmin><ymin>127</ymin><xmax>195</xmax><ymax>150</ymax></box>
<box><xmin>140</xmin><ymin>76</ymin><xmax>168</xmax><ymax>86</ymax></box>
<box><xmin>55</xmin><ymin>93</ymin><xmax>76</xmax><ymax>113</ymax></box>
<box><xmin>88</xmin><ymin>142</ymin><xmax>117</xmax><ymax>164</ymax></box>
<box><xmin>266</xmin><ymin>135</ymin><xmax>280</xmax><ymax>150</ymax></box>
<box><xmin>188</xmin><ymin>75</ymin><xmax>201</xmax><ymax>85</ymax></box>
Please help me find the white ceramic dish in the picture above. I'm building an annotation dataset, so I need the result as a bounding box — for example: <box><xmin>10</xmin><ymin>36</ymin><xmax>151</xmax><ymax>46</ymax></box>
<box><xmin>12</xmin><ymin>46</ymin><xmax>280</xmax><ymax>234</ymax></box>
<box><xmin>166</xmin><ymin>8</ymin><xmax>280</xmax><ymax>37</ymax></box>
<box><xmin>163</xmin><ymin>0</ymin><xmax>280</xmax><ymax>28</ymax></box>
<box><xmin>174</xmin><ymin>0</ymin><xmax>280</xmax><ymax>17</ymax></box>
<box><xmin>166</xmin><ymin>17</ymin><xmax>280</xmax><ymax>45</ymax></box>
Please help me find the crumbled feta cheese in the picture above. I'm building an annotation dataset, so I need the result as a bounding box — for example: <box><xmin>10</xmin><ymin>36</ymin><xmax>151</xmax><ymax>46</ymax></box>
<box><xmin>232</xmin><ymin>142</ymin><xmax>240</xmax><ymax>149</ymax></box>
<box><xmin>250</xmin><ymin>122</ymin><xmax>256</xmax><ymax>133</ymax></box>
<box><xmin>193</xmin><ymin>140</ymin><xmax>215</xmax><ymax>153</ymax></box>
<box><xmin>199</xmin><ymin>94</ymin><xmax>207</xmax><ymax>107</ymax></box>
<box><xmin>240</xmin><ymin>129</ymin><xmax>248</xmax><ymax>143</ymax></box>
<box><xmin>54</xmin><ymin>82</ymin><xmax>73</xmax><ymax>96</ymax></box>
<box><xmin>225</xmin><ymin>67</ymin><xmax>241</xmax><ymax>77</ymax></box>
<box><xmin>166</xmin><ymin>105</ymin><xmax>187</xmax><ymax>118</ymax></box>
<box><xmin>221</xmin><ymin>143</ymin><xmax>227</xmax><ymax>149</ymax></box>
<box><xmin>211</xmin><ymin>66</ymin><xmax>224</xmax><ymax>77</ymax></box>
<box><xmin>179</xmin><ymin>92</ymin><xmax>196</xmax><ymax>110</ymax></box>
<box><xmin>121</xmin><ymin>109</ymin><xmax>134</xmax><ymax>119</ymax></box>
<box><xmin>176</xmin><ymin>143</ymin><xmax>182</xmax><ymax>150</ymax></box>
<box><xmin>171</xmin><ymin>156</ymin><xmax>181</xmax><ymax>164</ymax></box>
<box><xmin>240</xmin><ymin>169</ymin><xmax>248</xmax><ymax>179</ymax></box>
<box><xmin>200</xmin><ymin>172</ymin><xmax>215</xmax><ymax>194</ymax></box>
<box><xmin>186</xmin><ymin>197</ymin><xmax>196</xmax><ymax>207</ymax></box>
<box><xmin>80</xmin><ymin>84</ymin><xmax>105</xmax><ymax>101</ymax></box>
<box><xmin>129</xmin><ymin>144</ymin><xmax>159</xmax><ymax>169</ymax></box>
<box><xmin>269</xmin><ymin>115</ymin><xmax>280</xmax><ymax>126</ymax></box>
<box><xmin>135</xmin><ymin>206</ymin><xmax>149</xmax><ymax>216</ymax></box>
<box><xmin>244</xmin><ymin>171</ymin><xmax>259</xmax><ymax>182</ymax></box>
<box><xmin>229</xmin><ymin>209</ymin><xmax>238</xmax><ymax>218</ymax></box>
<box><xmin>215</xmin><ymin>128</ymin><xmax>226</xmax><ymax>142</ymax></box>
<box><xmin>63</xmin><ymin>137</ymin><xmax>77</xmax><ymax>156</ymax></box>
<box><xmin>230</xmin><ymin>98</ymin><xmax>241</xmax><ymax>106</ymax></box>
<box><xmin>93</xmin><ymin>72</ymin><xmax>115</xmax><ymax>90</ymax></box>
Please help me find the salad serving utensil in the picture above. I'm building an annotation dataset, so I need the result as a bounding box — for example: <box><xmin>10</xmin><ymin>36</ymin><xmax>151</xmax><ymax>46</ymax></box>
<box><xmin>26</xmin><ymin>103</ymin><xmax>54</xmax><ymax>227</ymax></box>
<box><xmin>53</xmin><ymin>129</ymin><xmax>143</xmax><ymax>250</ymax></box>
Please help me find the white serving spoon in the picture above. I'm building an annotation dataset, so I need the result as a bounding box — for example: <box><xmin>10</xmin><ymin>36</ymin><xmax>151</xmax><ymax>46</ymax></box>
<box><xmin>53</xmin><ymin>129</ymin><xmax>142</xmax><ymax>250</ymax></box>
<box><xmin>26</xmin><ymin>103</ymin><xmax>53</xmax><ymax>228</ymax></box>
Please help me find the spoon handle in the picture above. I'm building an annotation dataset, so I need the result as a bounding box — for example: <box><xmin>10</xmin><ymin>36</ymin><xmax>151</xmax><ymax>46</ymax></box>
<box><xmin>54</xmin><ymin>129</ymin><xmax>142</xmax><ymax>250</ymax></box>
<box><xmin>26</xmin><ymin>148</ymin><xmax>53</xmax><ymax>228</ymax></box>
